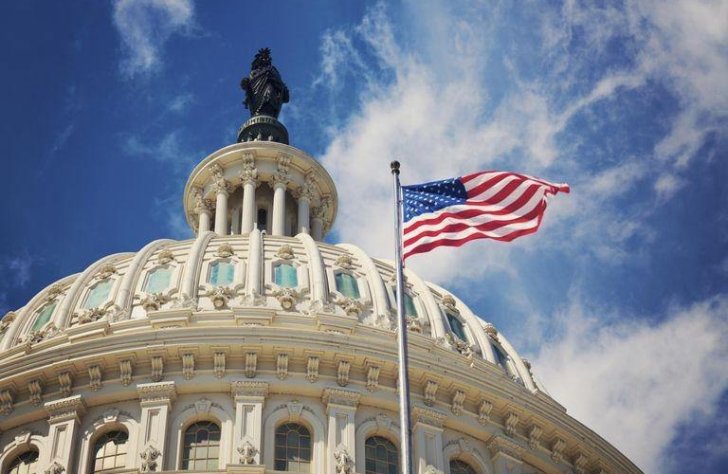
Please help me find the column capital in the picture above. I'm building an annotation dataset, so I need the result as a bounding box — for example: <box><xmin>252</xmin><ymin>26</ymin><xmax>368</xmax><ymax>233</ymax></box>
<box><xmin>231</xmin><ymin>380</ymin><xmax>269</xmax><ymax>400</ymax></box>
<box><xmin>296</xmin><ymin>172</ymin><xmax>317</xmax><ymax>202</ymax></box>
<box><xmin>240</xmin><ymin>152</ymin><xmax>260</xmax><ymax>187</ymax></box>
<box><xmin>44</xmin><ymin>395</ymin><xmax>86</xmax><ymax>423</ymax></box>
<box><xmin>136</xmin><ymin>381</ymin><xmax>177</xmax><ymax>404</ymax></box>
<box><xmin>322</xmin><ymin>387</ymin><xmax>361</xmax><ymax>409</ymax></box>
<box><xmin>412</xmin><ymin>406</ymin><xmax>446</xmax><ymax>428</ymax></box>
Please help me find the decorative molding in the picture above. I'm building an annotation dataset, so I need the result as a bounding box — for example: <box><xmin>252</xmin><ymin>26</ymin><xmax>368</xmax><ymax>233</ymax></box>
<box><xmin>424</xmin><ymin>380</ymin><xmax>438</xmax><ymax>407</ymax></box>
<box><xmin>95</xmin><ymin>264</ymin><xmax>117</xmax><ymax>280</ymax></box>
<box><xmin>322</xmin><ymin>388</ymin><xmax>361</xmax><ymax>408</ymax></box>
<box><xmin>482</xmin><ymin>322</ymin><xmax>498</xmax><ymax>338</ymax></box>
<box><xmin>76</xmin><ymin>306</ymin><xmax>108</xmax><ymax>324</ymax></box>
<box><xmin>551</xmin><ymin>437</ymin><xmax>566</xmax><ymax>462</ymax></box>
<box><xmin>504</xmin><ymin>411</ymin><xmax>519</xmax><ymax>437</ymax></box>
<box><xmin>231</xmin><ymin>381</ymin><xmax>269</xmax><ymax>399</ymax></box>
<box><xmin>271</xmin><ymin>154</ymin><xmax>291</xmax><ymax>188</ymax></box>
<box><xmin>150</xmin><ymin>356</ymin><xmax>164</xmax><ymax>382</ymax></box>
<box><xmin>136</xmin><ymin>381</ymin><xmax>176</xmax><ymax>403</ymax></box>
<box><xmin>28</xmin><ymin>380</ymin><xmax>42</xmax><ymax>405</ymax></box>
<box><xmin>214</xmin><ymin>351</ymin><xmax>226</xmax><ymax>378</ymax></box>
<box><xmin>276</xmin><ymin>353</ymin><xmax>289</xmax><ymax>380</ymax></box>
<box><xmin>194</xmin><ymin>398</ymin><xmax>212</xmax><ymax>413</ymax></box>
<box><xmin>156</xmin><ymin>248</ymin><xmax>175</xmax><ymax>264</ymax></box>
<box><xmin>424</xmin><ymin>466</ymin><xmax>444</xmax><ymax>474</ymax></box>
<box><xmin>451</xmin><ymin>389</ymin><xmax>466</xmax><ymax>416</ymax></box>
<box><xmin>306</xmin><ymin>356</ymin><xmax>319</xmax><ymax>383</ymax></box>
<box><xmin>58</xmin><ymin>372</ymin><xmax>73</xmax><ymax>397</ymax></box>
<box><xmin>440</xmin><ymin>294</ymin><xmax>459</xmax><ymax>314</ymax></box>
<box><xmin>119</xmin><ymin>360</ymin><xmax>132</xmax><ymax>386</ymax></box>
<box><xmin>140</xmin><ymin>444</ymin><xmax>161</xmax><ymax>472</ymax></box>
<box><xmin>238</xmin><ymin>439</ymin><xmax>259</xmax><ymax>464</ymax></box>
<box><xmin>272</xmin><ymin>287</ymin><xmax>299</xmax><ymax>311</ymax></box>
<box><xmin>44</xmin><ymin>460</ymin><xmax>65</xmax><ymax>474</ymax></box>
<box><xmin>488</xmin><ymin>435</ymin><xmax>523</xmax><ymax>461</ymax></box>
<box><xmin>141</xmin><ymin>293</ymin><xmax>171</xmax><ymax>312</ymax></box>
<box><xmin>275</xmin><ymin>244</ymin><xmax>295</xmax><ymax>260</ymax></box>
<box><xmin>245</xmin><ymin>352</ymin><xmax>257</xmax><ymax>378</ymax></box>
<box><xmin>0</xmin><ymin>311</ymin><xmax>16</xmax><ymax>334</ymax></box>
<box><xmin>216</xmin><ymin>243</ymin><xmax>235</xmax><ymax>258</ymax></box>
<box><xmin>478</xmin><ymin>400</ymin><xmax>493</xmax><ymax>424</ymax></box>
<box><xmin>0</xmin><ymin>389</ymin><xmax>14</xmax><ymax>414</ymax></box>
<box><xmin>207</xmin><ymin>286</ymin><xmax>234</xmax><ymax>309</ymax></box>
<box><xmin>239</xmin><ymin>152</ymin><xmax>259</xmax><ymax>186</ymax></box>
<box><xmin>366</xmin><ymin>366</ymin><xmax>380</xmax><ymax>392</ymax></box>
<box><xmin>334</xmin><ymin>444</ymin><xmax>354</xmax><ymax>474</ymax></box>
<box><xmin>412</xmin><ymin>406</ymin><xmax>446</xmax><ymax>428</ymax></box>
<box><xmin>182</xmin><ymin>353</ymin><xmax>195</xmax><ymax>380</ymax></box>
<box><xmin>287</xmin><ymin>401</ymin><xmax>303</xmax><ymax>421</ymax></box>
<box><xmin>88</xmin><ymin>365</ymin><xmax>102</xmax><ymax>391</ymax></box>
<box><xmin>45</xmin><ymin>395</ymin><xmax>85</xmax><ymax>422</ymax></box>
<box><xmin>528</xmin><ymin>424</ymin><xmax>543</xmax><ymax>450</ymax></box>
<box><xmin>334</xmin><ymin>253</ymin><xmax>354</xmax><ymax>270</ymax></box>
<box><xmin>573</xmin><ymin>451</ymin><xmax>589</xmax><ymax>474</ymax></box>
<box><xmin>337</xmin><ymin>360</ymin><xmax>351</xmax><ymax>387</ymax></box>
<box><xmin>334</xmin><ymin>295</ymin><xmax>363</xmax><ymax>318</ymax></box>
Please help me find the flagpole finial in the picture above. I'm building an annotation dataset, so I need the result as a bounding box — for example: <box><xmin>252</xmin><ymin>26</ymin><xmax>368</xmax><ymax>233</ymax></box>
<box><xmin>390</xmin><ymin>161</ymin><xmax>400</xmax><ymax>174</ymax></box>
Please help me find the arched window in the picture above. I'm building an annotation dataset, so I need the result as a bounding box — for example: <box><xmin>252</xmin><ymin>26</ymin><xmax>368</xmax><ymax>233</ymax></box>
<box><xmin>91</xmin><ymin>430</ymin><xmax>128</xmax><ymax>473</ymax></box>
<box><xmin>182</xmin><ymin>421</ymin><xmax>221</xmax><ymax>470</ymax></box>
<box><xmin>492</xmin><ymin>344</ymin><xmax>508</xmax><ymax>368</ymax></box>
<box><xmin>6</xmin><ymin>450</ymin><xmax>38</xmax><ymax>474</ymax></box>
<box><xmin>450</xmin><ymin>459</ymin><xmax>477</xmax><ymax>474</ymax></box>
<box><xmin>30</xmin><ymin>302</ymin><xmax>56</xmax><ymax>332</ymax></box>
<box><xmin>274</xmin><ymin>264</ymin><xmax>298</xmax><ymax>288</ymax></box>
<box><xmin>446</xmin><ymin>313</ymin><xmax>467</xmax><ymax>341</ymax></box>
<box><xmin>143</xmin><ymin>267</ymin><xmax>173</xmax><ymax>293</ymax></box>
<box><xmin>82</xmin><ymin>280</ymin><xmax>113</xmax><ymax>309</ymax></box>
<box><xmin>364</xmin><ymin>436</ymin><xmax>398</xmax><ymax>474</ymax></box>
<box><xmin>274</xmin><ymin>423</ymin><xmax>311</xmax><ymax>472</ymax></box>
<box><xmin>208</xmin><ymin>261</ymin><xmax>235</xmax><ymax>286</ymax></box>
<box><xmin>335</xmin><ymin>273</ymin><xmax>360</xmax><ymax>299</ymax></box>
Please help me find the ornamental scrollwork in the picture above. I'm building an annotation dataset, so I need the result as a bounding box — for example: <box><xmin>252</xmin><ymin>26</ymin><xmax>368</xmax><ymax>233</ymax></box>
<box><xmin>140</xmin><ymin>293</ymin><xmax>171</xmax><ymax>312</ymax></box>
<box><xmin>272</xmin><ymin>287</ymin><xmax>299</xmax><ymax>311</ymax></box>
<box><xmin>238</xmin><ymin>440</ymin><xmax>258</xmax><ymax>464</ymax></box>
<box><xmin>206</xmin><ymin>286</ymin><xmax>234</xmax><ymax>309</ymax></box>
<box><xmin>334</xmin><ymin>295</ymin><xmax>363</xmax><ymax>318</ymax></box>
<box><xmin>334</xmin><ymin>444</ymin><xmax>354</xmax><ymax>474</ymax></box>
<box><xmin>140</xmin><ymin>444</ymin><xmax>161</xmax><ymax>472</ymax></box>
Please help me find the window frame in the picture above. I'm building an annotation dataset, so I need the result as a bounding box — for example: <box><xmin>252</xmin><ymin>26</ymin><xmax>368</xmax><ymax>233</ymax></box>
<box><xmin>180</xmin><ymin>419</ymin><xmax>223</xmax><ymax>471</ymax></box>
<box><xmin>273</xmin><ymin>421</ymin><xmax>313</xmax><ymax>473</ymax></box>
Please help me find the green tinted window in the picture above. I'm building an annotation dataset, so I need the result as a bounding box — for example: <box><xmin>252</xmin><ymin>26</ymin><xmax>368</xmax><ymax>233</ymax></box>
<box><xmin>335</xmin><ymin>273</ymin><xmax>360</xmax><ymax>299</ymax></box>
<box><xmin>447</xmin><ymin>313</ymin><xmax>467</xmax><ymax>341</ymax></box>
<box><xmin>83</xmin><ymin>280</ymin><xmax>113</xmax><ymax>309</ymax></box>
<box><xmin>31</xmin><ymin>302</ymin><xmax>57</xmax><ymax>331</ymax></box>
<box><xmin>143</xmin><ymin>267</ymin><xmax>172</xmax><ymax>293</ymax></box>
<box><xmin>274</xmin><ymin>264</ymin><xmax>298</xmax><ymax>288</ymax></box>
<box><xmin>209</xmin><ymin>261</ymin><xmax>235</xmax><ymax>286</ymax></box>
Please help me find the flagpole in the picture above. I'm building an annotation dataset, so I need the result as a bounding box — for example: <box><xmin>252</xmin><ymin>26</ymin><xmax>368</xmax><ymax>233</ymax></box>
<box><xmin>391</xmin><ymin>160</ymin><xmax>413</xmax><ymax>474</ymax></box>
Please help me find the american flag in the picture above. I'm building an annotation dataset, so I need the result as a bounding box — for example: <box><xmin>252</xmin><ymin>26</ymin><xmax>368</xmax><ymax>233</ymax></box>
<box><xmin>402</xmin><ymin>171</ymin><xmax>570</xmax><ymax>259</ymax></box>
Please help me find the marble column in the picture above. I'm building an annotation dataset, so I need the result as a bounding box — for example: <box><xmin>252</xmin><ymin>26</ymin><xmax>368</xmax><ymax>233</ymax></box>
<box><xmin>230</xmin><ymin>381</ymin><xmax>268</xmax><ymax>466</ymax></box>
<box><xmin>240</xmin><ymin>153</ymin><xmax>259</xmax><ymax>234</ymax></box>
<box><xmin>136</xmin><ymin>381</ymin><xmax>177</xmax><ymax>472</ymax></box>
<box><xmin>411</xmin><ymin>406</ymin><xmax>446</xmax><ymax>474</ymax></box>
<box><xmin>193</xmin><ymin>188</ymin><xmax>211</xmax><ymax>235</ymax></box>
<box><xmin>311</xmin><ymin>197</ymin><xmax>329</xmax><ymax>241</ymax></box>
<box><xmin>322</xmin><ymin>388</ymin><xmax>361</xmax><ymax>474</ymax></box>
<box><xmin>42</xmin><ymin>395</ymin><xmax>86</xmax><ymax>474</ymax></box>
<box><xmin>297</xmin><ymin>195</ymin><xmax>311</xmax><ymax>234</ymax></box>
<box><xmin>214</xmin><ymin>184</ymin><xmax>230</xmax><ymax>235</ymax></box>
<box><xmin>271</xmin><ymin>182</ymin><xmax>288</xmax><ymax>236</ymax></box>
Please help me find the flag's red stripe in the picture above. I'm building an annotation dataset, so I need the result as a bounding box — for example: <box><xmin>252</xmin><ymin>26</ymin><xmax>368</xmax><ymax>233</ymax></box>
<box><xmin>403</xmin><ymin>213</ymin><xmax>546</xmax><ymax>259</ymax></box>
<box><xmin>403</xmin><ymin>201</ymin><xmax>546</xmax><ymax>249</ymax></box>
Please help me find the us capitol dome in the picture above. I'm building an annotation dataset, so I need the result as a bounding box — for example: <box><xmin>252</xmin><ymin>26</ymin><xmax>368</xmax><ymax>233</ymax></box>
<box><xmin>0</xmin><ymin>49</ymin><xmax>641</xmax><ymax>474</ymax></box>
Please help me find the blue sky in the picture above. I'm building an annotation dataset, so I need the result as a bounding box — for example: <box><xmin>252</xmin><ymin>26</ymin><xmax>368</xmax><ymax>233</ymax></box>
<box><xmin>1</xmin><ymin>1</ymin><xmax>726</xmax><ymax>472</ymax></box>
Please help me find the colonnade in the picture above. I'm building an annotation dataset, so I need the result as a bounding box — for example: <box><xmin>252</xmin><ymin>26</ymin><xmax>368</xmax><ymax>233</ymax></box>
<box><xmin>192</xmin><ymin>160</ymin><xmax>327</xmax><ymax>241</ymax></box>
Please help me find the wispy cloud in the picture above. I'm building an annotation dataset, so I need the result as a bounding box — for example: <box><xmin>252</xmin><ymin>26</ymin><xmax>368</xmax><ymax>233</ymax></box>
<box><xmin>531</xmin><ymin>294</ymin><xmax>728</xmax><ymax>473</ymax></box>
<box><xmin>112</xmin><ymin>0</ymin><xmax>196</xmax><ymax>77</ymax></box>
<box><xmin>0</xmin><ymin>252</ymin><xmax>38</xmax><ymax>314</ymax></box>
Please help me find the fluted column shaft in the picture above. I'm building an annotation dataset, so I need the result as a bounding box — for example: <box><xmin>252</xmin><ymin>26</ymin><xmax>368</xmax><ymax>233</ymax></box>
<box><xmin>272</xmin><ymin>182</ymin><xmax>286</xmax><ymax>236</ymax></box>
<box><xmin>198</xmin><ymin>209</ymin><xmax>211</xmax><ymax>234</ymax></box>
<box><xmin>241</xmin><ymin>181</ymin><xmax>257</xmax><ymax>233</ymax></box>
<box><xmin>214</xmin><ymin>188</ymin><xmax>229</xmax><ymax>235</ymax></box>
<box><xmin>297</xmin><ymin>196</ymin><xmax>310</xmax><ymax>234</ymax></box>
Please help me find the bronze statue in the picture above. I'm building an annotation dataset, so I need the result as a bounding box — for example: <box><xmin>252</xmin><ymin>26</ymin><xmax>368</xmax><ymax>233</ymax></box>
<box><xmin>241</xmin><ymin>48</ymin><xmax>289</xmax><ymax>119</ymax></box>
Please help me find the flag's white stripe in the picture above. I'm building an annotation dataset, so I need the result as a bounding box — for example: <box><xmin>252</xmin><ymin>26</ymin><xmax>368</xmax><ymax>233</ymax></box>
<box><xmin>403</xmin><ymin>218</ymin><xmax>541</xmax><ymax>253</ymax></box>
<box><xmin>404</xmin><ymin>183</ymin><xmax>546</xmax><ymax>228</ymax></box>
<box><xmin>459</xmin><ymin>171</ymin><xmax>508</xmax><ymax>189</ymax></box>
<box><xmin>404</xmin><ymin>190</ymin><xmax>545</xmax><ymax>243</ymax></box>
<box><xmin>463</xmin><ymin>174</ymin><xmax>521</xmax><ymax>201</ymax></box>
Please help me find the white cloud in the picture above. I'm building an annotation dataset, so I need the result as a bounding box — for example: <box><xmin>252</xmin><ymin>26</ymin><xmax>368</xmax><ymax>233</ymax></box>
<box><xmin>112</xmin><ymin>0</ymin><xmax>195</xmax><ymax>77</ymax></box>
<box><xmin>531</xmin><ymin>294</ymin><xmax>728</xmax><ymax>473</ymax></box>
<box><xmin>168</xmin><ymin>93</ymin><xmax>194</xmax><ymax>112</ymax></box>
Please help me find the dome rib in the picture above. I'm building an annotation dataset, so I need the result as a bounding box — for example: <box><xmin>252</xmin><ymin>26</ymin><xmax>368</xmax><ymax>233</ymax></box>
<box><xmin>404</xmin><ymin>267</ymin><xmax>448</xmax><ymax>340</ymax></box>
<box><xmin>337</xmin><ymin>243</ymin><xmax>390</xmax><ymax>321</ymax></box>
<box><xmin>57</xmin><ymin>252</ymin><xmax>133</xmax><ymax>329</ymax></box>
<box><xmin>180</xmin><ymin>231</ymin><xmax>216</xmax><ymax>303</ymax></box>
<box><xmin>115</xmin><ymin>239</ymin><xmax>175</xmax><ymax>310</ymax></box>
<box><xmin>295</xmin><ymin>232</ymin><xmax>327</xmax><ymax>307</ymax></box>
